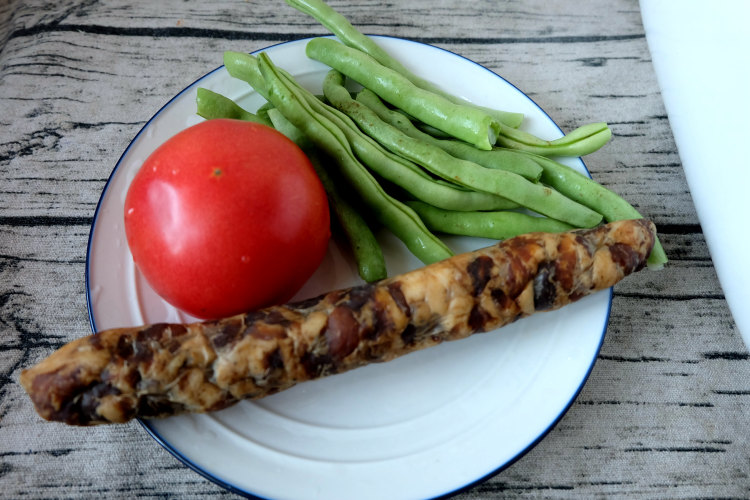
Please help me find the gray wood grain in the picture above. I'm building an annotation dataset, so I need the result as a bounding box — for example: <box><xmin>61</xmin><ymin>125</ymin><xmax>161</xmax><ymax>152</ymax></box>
<box><xmin>2</xmin><ymin>0</ymin><xmax>748</xmax><ymax>498</ymax></box>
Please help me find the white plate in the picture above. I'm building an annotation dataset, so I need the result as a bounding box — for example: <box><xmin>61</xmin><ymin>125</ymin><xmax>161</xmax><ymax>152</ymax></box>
<box><xmin>86</xmin><ymin>36</ymin><xmax>611</xmax><ymax>500</ymax></box>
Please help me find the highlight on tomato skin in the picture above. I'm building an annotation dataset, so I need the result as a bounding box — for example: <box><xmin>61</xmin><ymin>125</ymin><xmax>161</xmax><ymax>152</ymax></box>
<box><xmin>123</xmin><ymin>118</ymin><xmax>331</xmax><ymax>320</ymax></box>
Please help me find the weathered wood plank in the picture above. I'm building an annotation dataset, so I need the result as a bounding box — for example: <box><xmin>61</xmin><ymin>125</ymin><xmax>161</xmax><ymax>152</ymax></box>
<box><xmin>1</xmin><ymin>3</ymin><xmax>694</xmax><ymax>225</ymax></box>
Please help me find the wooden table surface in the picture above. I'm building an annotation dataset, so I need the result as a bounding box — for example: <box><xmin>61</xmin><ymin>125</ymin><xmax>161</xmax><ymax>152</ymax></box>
<box><xmin>2</xmin><ymin>0</ymin><xmax>748</xmax><ymax>498</ymax></box>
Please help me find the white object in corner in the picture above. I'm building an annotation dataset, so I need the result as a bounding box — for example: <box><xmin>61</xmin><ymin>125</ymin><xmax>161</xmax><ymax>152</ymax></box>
<box><xmin>641</xmin><ymin>0</ymin><xmax>750</xmax><ymax>349</ymax></box>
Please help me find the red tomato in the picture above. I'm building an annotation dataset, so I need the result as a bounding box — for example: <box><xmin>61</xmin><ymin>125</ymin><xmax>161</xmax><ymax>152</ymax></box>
<box><xmin>124</xmin><ymin>119</ymin><xmax>330</xmax><ymax>319</ymax></box>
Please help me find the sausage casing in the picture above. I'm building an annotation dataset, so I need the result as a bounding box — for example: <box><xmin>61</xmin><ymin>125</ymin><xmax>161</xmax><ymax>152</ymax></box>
<box><xmin>20</xmin><ymin>219</ymin><xmax>656</xmax><ymax>425</ymax></box>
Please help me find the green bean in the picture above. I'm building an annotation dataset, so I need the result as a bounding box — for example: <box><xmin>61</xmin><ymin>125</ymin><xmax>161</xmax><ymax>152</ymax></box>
<box><xmin>495</xmin><ymin>121</ymin><xmax>612</xmax><ymax>157</ymax></box>
<box><xmin>518</xmin><ymin>151</ymin><xmax>668</xmax><ymax>267</ymax></box>
<box><xmin>406</xmin><ymin>201</ymin><xmax>573</xmax><ymax>240</ymax></box>
<box><xmin>265</xmin><ymin>107</ymin><xmax>308</xmax><ymax>145</ymax></box>
<box><xmin>394</xmin><ymin>90</ymin><xmax>611</xmax><ymax>158</ymax></box>
<box><xmin>195</xmin><ymin>87</ymin><xmax>273</xmax><ymax>126</ymax></box>
<box><xmin>223</xmin><ymin>51</ymin><xmax>269</xmax><ymax>99</ymax></box>
<box><xmin>355</xmin><ymin>89</ymin><xmax>542</xmax><ymax>181</ymax></box>
<box><xmin>283</xmin><ymin>0</ymin><xmax>525</xmax><ymax>128</ymax></box>
<box><xmin>271</xmin><ymin>64</ymin><xmax>516</xmax><ymax>212</ymax></box>
<box><xmin>266</xmin><ymin>108</ymin><xmax>387</xmax><ymax>282</ymax></box>
<box><xmin>256</xmin><ymin>52</ymin><xmax>453</xmax><ymax>265</ymax></box>
<box><xmin>311</xmin><ymin>154</ymin><xmax>388</xmax><ymax>283</ymax></box>
<box><xmin>306</xmin><ymin>37</ymin><xmax>498</xmax><ymax>151</ymax></box>
<box><xmin>323</xmin><ymin>70</ymin><xmax>602</xmax><ymax>229</ymax></box>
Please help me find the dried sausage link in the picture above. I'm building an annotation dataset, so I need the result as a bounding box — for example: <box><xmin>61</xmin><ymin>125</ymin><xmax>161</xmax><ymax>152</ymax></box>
<box><xmin>20</xmin><ymin>219</ymin><xmax>656</xmax><ymax>425</ymax></box>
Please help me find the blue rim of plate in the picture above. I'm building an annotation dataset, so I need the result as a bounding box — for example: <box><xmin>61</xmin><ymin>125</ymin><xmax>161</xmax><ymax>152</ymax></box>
<box><xmin>85</xmin><ymin>34</ymin><xmax>612</xmax><ymax>500</ymax></box>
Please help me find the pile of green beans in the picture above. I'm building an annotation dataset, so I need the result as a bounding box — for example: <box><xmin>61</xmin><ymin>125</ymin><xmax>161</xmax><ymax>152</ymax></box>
<box><xmin>322</xmin><ymin>70</ymin><xmax>602</xmax><ymax>228</ymax></box>
<box><xmin>258</xmin><ymin>52</ymin><xmax>454</xmax><ymax>266</ymax></box>
<box><xmin>194</xmin><ymin>0</ymin><xmax>667</xmax><ymax>276</ymax></box>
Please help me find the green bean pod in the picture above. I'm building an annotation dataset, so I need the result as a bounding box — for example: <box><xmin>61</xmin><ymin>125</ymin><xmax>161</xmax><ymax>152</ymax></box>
<box><xmin>519</xmin><ymin>151</ymin><xmax>668</xmax><ymax>267</ymax></box>
<box><xmin>265</xmin><ymin>107</ymin><xmax>308</xmax><ymax>145</ymax></box>
<box><xmin>355</xmin><ymin>89</ymin><xmax>542</xmax><ymax>181</ymax></box>
<box><xmin>223</xmin><ymin>51</ymin><xmax>269</xmax><ymax>99</ymax></box>
<box><xmin>495</xmin><ymin>121</ymin><xmax>612</xmax><ymax>157</ymax></box>
<box><xmin>256</xmin><ymin>52</ymin><xmax>453</xmax><ymax>265</ymax></box>
<box><xmin>310</xmin><ymin>155</ymin><xmax>388</xmax><ymax>283</ymax></box>
<box><xmin>266</xmin><ymin>108</ymin><xmax>387</xmax><ymax>282</ymax></box>
<box><xmin>283</xmin><ymin>0</ymin><xmax>525</xmax><ymax>128</ymax></box>
<box><xmin>406</xmin><ymin>201</ymin><xmax>574</xmax><ymax>240</ymax></box>
<box><xmin>195</xmin><ymin>87</ymin><xmax>272</xmax><ymax>126</ymax></box>
<box><xmin>323</xmin><ymin>70</ymin><xmax>602</xmax><ymax>229</ymax></box>
<box><xmin>306</xmin><ymin>37</ymin><xmax>498</xmax><ymax>151</ymax></box>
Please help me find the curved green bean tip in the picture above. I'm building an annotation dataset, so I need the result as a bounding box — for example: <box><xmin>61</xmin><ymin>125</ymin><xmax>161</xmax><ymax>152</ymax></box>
<box><xmin>495</xmin><ymin>121</ymin><xmax>612</xmax><ymax>157</ymax></box>
<box><xmin>517</xmin><ymin>150</ymin><xmax>667</xmax><ymax>267</ymax></box>
<box><xmin>554</xmin><ymin>122</ymin><xmax>610</xmax><ymax>144</ymax></box>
